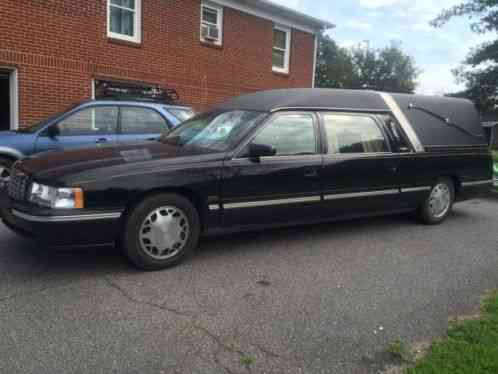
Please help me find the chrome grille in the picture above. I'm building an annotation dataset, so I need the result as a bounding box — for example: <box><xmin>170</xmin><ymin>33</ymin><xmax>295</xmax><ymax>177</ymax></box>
<box><xmin>8</xmin><ymin>167</ymin><xmax>30</xmax><ymax>201</ymax></box>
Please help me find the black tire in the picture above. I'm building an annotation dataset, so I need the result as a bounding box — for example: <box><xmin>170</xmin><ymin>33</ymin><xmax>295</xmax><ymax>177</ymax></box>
<box><xmin>418</xmin><ymin>178</ymin><xmax>455</xmax><ymax>225</ymax></box>
<box><xmin>0</xmin><ymin>156</ymin><xmax>14</xmax><ymax>188</ymax></box>
<box><xmin>121</xmin><ymin>193</ymin><xmax>200</xmax><ymax>271</ymax></box>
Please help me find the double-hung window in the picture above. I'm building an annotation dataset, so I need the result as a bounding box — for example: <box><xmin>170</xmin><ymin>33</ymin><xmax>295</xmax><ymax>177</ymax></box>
<box><xmin>108</xmin><ymin>0</ymin><xmax>142</xmax><ymax>43</ymax></box>
<box><xmin>272</xmin><ymin>25</ymin><xmax>291</xmax><ymax>74</ymax></box>
<box><xmin>200</xmin><ymin>2</ymin><xmax>223</xmax><ymax>46</ymax></box>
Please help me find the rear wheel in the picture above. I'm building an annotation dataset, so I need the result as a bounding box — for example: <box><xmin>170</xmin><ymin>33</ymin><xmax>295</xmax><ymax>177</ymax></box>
<box><xmin>418</xmin><ymin>178</ymin><xmax>454</xmax><ymax>224</ymax></box>
<box><xmin>0</xmin><ymin>156</ymin><xmax>14</xmax><ymax>188</ymax></box>
<box><xmin>121</xmin><ymin>193</ymin><xmax>200</xmax><ymax>270</ymax></box>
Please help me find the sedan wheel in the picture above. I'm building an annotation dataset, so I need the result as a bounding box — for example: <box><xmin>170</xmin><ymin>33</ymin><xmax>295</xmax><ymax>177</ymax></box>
<box><xmin>139</xmin><ymin>206</ymin><xmax>190</xmax><ymax>260</ymax></box>
<box><xmin>122</xmin><ymin>193</ymin><xmax>200</xmax><ymax>270</ymax></box>
<box><xmin>0</xmin><ymin>157</ymin><xmax>13</xmax><ymax>188</ymax></box>
<box><xmin>428</xmin><ymin>183</ymin><xmax>452</xmax><ymax>219</ymax></box>
<box><xmin>419</xmin><ymin>178</ymin><xmax>454</xmax><ymax>224</ymax></box>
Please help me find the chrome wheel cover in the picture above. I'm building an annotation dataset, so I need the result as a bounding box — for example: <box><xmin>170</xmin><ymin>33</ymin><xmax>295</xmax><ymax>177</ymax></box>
<box><xmin>429</xmin><ymin>183</ymin><xmax>451</xmax><ymax>219</ymax></box>
<box><xmin>139</xmin><ymin>206</ymin><xmax>190</xmax><ymax>260</ymax></box>
<box><xmin>0</xmin><ymin>166</ymin><xmax>10</xmax><ymax>187</ymax></box>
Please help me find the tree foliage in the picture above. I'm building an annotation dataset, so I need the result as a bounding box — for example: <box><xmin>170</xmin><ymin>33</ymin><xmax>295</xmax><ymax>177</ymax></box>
<box><xmin>432</xmin><ymin>0</ymin><xmax>498</xmax><ymax>112</ymax></box>
<box><xmin>315</xmin><ymin>33</ymin><xmax>419</xmax><ymax>93</ymax></box>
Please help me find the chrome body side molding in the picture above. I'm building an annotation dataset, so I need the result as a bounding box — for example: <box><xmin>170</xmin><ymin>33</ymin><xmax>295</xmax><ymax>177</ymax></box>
<box><xmin>323</xmin><ymin>189</ymin><xmax>399</xmax><ymax>200</ymax></box>
<box><xmin>223</xmin><ymin>196</ymin><xmax>321</xmax><ymax>210</ymax></box>
<box><xmin>461</xmin><ymin>180</ymin><xmax>493</xmax><ymax>187</ymax></box>
<box><xmin>400</xmin><ymin>186</ymin><xmax>431</xmax><ymax>193</ymax></box>
<box><xmin>12</xmin><ymin>210</ymin><xmax>123</xmax><ymax>223</ymax></box>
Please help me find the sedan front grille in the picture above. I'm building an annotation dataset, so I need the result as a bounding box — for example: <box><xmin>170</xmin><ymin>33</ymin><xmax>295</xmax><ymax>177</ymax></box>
<box><xmin>8</xmin><ymin>167</ymin><xmax>30</xmax><ymax>202</ymax></box>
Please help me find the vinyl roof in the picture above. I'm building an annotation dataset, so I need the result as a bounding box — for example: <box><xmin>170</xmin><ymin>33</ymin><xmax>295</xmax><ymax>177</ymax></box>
<box><xmin>216</xmin><ymin>88</ymin><xmax>486</xmax><ymax>147</ymax></box>
<box><xmin>216</xmin><ymin>89</ymin><xmax>390</xmax><ymax>112</ymax></box>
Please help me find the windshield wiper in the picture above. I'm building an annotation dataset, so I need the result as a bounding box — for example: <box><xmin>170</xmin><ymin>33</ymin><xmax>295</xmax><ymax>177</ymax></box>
<box><xmin>408</xmin><ymin>103</ymin><xmax>484</xmax><ymax>140</ymax></box>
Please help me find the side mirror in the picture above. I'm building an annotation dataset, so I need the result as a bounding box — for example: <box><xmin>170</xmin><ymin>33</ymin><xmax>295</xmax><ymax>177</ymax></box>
<box><xmin>46</xmin><ymin>125</ymin><xmax>60</xmax><ymax>138</ymax></box>
<box><xmin>248</xmin><ymin>143</ymin><xmax>276</xmax><ymax>161</ymax></box>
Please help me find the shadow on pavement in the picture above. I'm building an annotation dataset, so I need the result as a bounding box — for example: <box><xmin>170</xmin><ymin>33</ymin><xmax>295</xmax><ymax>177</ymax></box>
<box><xmin>0</xmin><ymin>205</ymin><xmax>481</xmax><ymax>277</ymax></box>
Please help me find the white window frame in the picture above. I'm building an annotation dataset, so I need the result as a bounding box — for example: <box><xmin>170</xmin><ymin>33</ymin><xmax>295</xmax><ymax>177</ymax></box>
<box><xmin>107</xmin><ymin>0</ymin><xmax>142</xmax><ymax>44</ymax></box>
<box><xmin>272</xmin><ymin>25</ymin><xmax>291</xmax><ymax>74</ymax></box>
<box><xmin>200</xmin><ymin>2</ymin><xmax>223</xmax><ymax>46</ymax></box>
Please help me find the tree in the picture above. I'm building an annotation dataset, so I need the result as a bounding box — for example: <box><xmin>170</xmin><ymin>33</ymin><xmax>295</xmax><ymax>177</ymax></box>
<box><xmin>315</xmin><ymin>33</ymin><xmax>419</xmax><ymax>93</ymax></box>
<box><xmin>432</xmin><ymin>1</ymin><xmax>498</xmax><ymax>112</ymax></box>
<box><xmin>315</xmin><ymin>33</ymin><xmax>355</xmax><ymax>89</ymax></box>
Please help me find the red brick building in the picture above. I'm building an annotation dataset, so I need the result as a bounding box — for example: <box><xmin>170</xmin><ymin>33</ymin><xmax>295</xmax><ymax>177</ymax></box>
<box><xmin>0</xmin><ymin>0</ymin><xmax>332</xmax><ymax>130</ymax></box>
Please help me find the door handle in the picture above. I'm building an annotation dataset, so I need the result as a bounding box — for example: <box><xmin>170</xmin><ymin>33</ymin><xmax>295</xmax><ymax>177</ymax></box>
<box><xmin>304</xmin><ymin>170</ymin><xmax>319</xmax><ymax>178</ymax></box>
<box><xmin>96</xmin><ymin>138</ymin><xmax>109</xmax><ymax>144</ymax></box>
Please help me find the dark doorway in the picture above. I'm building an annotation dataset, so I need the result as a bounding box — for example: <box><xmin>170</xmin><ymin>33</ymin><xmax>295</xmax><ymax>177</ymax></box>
<box><xmin>0</xmin><ymin>72</ymin><xmax>10</xmax><ymax>131</ymax></box>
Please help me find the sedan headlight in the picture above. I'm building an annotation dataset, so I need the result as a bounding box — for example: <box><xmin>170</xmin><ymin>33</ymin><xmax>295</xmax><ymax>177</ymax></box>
<box><xmin>28</xmin><ymin>183</ymin><xmax>84</xmax><ymax>209</ymax></box>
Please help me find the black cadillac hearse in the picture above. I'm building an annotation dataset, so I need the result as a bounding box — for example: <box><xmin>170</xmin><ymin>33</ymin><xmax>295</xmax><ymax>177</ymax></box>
<box><xmin>0</xmin><ymin>89</ymin><xmax>493</xmax><ymax>270</ymax></box>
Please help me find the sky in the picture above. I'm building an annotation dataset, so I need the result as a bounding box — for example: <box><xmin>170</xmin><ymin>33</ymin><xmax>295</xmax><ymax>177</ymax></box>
<box><xmin>272</xmin><ymin>0</ymin><xmax>495</xmax><ymax>95</ymax></box>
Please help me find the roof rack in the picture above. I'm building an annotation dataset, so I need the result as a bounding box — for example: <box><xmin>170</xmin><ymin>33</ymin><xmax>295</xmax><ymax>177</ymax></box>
<box><xmin>96</xmin><ymin>80</ymin><xmax>180</xmax><ymax>103</ymax></box>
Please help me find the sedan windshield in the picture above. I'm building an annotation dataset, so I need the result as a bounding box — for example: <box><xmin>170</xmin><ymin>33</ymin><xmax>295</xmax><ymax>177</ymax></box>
<box><xmin>161</xmin><ymin>110</ymin><xmax>267</xmax><ymax>152</ymax></box>
<box><xmin>167</xmin><ymin>108</ymin><xmax>196</xmax><ymax>122</ymax></box>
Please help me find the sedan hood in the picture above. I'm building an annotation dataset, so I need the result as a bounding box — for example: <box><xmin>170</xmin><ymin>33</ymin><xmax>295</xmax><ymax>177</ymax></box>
<box><xmin>18</xmin><ymin>141</ymin><xmax>222</xmax><ymax>185</ymax></box>
<box><xmin>0</xmin><ymin>130</ymin><xmax>19</xmax><ymax>137</ymax></box>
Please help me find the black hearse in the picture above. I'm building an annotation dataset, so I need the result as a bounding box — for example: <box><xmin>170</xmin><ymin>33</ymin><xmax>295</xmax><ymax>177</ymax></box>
<box><xmin>0</xmin><ymin>89</ymin><xmax>492</xmax><ymax>270</ymax></box>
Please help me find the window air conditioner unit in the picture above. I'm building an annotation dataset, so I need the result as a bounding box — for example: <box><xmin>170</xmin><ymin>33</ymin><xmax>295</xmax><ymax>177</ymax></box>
<box><xmin>202</xmin><ymin>24</ymin><xmax>220</xmax><ymax>41</ymax></box>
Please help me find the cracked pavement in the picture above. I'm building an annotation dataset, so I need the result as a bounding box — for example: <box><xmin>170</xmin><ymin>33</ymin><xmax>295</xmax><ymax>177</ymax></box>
<box><xmin>0</xmin><ymin>196</ymin><xmax>498</xmax><ymax>373</ymax></box>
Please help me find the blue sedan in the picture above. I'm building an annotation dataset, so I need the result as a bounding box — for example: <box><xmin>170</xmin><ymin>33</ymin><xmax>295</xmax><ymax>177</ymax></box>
<box><xmin>0</xmin><ymin>100</ymin><xmax>195</xmax><ymax>185</ymax></box>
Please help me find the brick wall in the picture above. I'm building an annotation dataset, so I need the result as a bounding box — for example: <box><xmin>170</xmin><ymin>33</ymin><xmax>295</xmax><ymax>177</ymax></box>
<box><xmin>0</xmin><ymin>0</ymin><xmax>315</xmax><ymax>128</ymax></box>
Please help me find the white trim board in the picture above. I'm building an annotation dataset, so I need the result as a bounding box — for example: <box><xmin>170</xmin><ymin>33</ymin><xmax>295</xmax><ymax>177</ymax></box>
<box><xmin>209</xmin><ymin>0</ymin><xmax>322</xmax><ymax>34</ymax></box>
<box><xmin>312</xmin><ymin>34</ymin><xmax>318</xmax><ymax>88</ymax></box>
<box><xmin>0</xmin><ymin>67</ymin><xmax>19</xmax><ymax>130</ymax></box>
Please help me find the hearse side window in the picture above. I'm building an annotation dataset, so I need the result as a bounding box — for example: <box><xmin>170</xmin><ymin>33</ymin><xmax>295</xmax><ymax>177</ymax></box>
<box><xmin>323</xmin><ymin>114</ymin><xmax>388</xmax><ymax>154</ymax></box>
<box><xmin>380</xmin><ymin>114</ymin><xmax>411</xmax><ymax>153</ymax></box>
<box><xmin>250</xmin><ymin>114</ymin><xmax>316</xmax><ymax>156</ymax></box>
<box><xmin>120</xmin><ymin>107</ymin><xmax>169</xmax><ymax>134</ymax></box>
<box><xmin>54</xmin><ymin>107</ymin><xmax>118</xmax><ymax>136</ymax></box>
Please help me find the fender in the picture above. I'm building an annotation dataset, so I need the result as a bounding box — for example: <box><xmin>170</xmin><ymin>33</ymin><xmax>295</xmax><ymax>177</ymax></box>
<box><xmin>0</xmin><ymin>146</ymin><xmax>25</xmax><ymax>160</ymax></box>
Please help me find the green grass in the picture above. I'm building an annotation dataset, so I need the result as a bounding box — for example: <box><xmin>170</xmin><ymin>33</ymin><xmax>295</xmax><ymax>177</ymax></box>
<box><xmin>388</xmin><ymin>339</ymin><xmax>415</xmax><ymax>364</ymax></box>
<box><xmin>240</xmin><ymin>355</ymin><xmax>256</xmax><ymax>367</ymax></box>
<box><xmin>406</xmin><ymin>291</ymin><xmax>498</xmax><ymax>374</ymax></box>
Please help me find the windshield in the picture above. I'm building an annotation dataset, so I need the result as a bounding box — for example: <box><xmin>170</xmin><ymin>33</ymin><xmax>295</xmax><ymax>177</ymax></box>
<box><xmin>168</xmin><ymin>108</ymin><xmax>196</xmax><ymax>123</ymax></box>
<box><xmin>161</xmin><ymin>110</ymin><xmax>267</xmax><ymax>152</ymax></box>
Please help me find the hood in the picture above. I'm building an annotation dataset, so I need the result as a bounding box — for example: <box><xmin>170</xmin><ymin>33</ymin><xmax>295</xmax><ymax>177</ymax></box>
<box><xmin>18</xmin><ymin>141</ymin><xmax>222</xmax><ymax>185</ymax></box>
<box><xmin>0</xmin><ymin>130</ymin><xmax>20</xmax><ymax>137</ymax></box>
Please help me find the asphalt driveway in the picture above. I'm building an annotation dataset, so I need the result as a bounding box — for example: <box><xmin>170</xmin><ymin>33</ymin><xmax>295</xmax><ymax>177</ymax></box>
<box><xmin>1</xmin><ymin>196</ymin><xmax>497</xmax><ymax>374</ymax></box>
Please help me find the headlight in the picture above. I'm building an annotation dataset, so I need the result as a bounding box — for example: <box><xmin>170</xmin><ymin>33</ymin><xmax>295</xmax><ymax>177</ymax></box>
<box><xmin>28</xmin><ymin>183</ymin><xmax>84</xmax><ymax>209</ymax></box>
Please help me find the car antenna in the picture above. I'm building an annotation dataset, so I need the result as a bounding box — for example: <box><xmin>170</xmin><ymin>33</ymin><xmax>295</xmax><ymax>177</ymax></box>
<box><xmin>408</xmin><ymin>103</ymin><xmax>484</xmax><ymax>139</ymax></box>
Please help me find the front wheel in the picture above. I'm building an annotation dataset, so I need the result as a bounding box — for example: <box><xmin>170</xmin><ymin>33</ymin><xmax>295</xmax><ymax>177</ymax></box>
<box><xmin>418</xmin><ymin>178</ymin><xmax>454</xmax><ymax>225</ymax></box>
<box><xmin>0</xmin><ymin>156</ymin><xmax>14</xmax><ymax>188</ymax></box>
<box><xmin>121</xmin><ymin>193</ymin><xmax>200</xmax><ymax>270</ymax></box>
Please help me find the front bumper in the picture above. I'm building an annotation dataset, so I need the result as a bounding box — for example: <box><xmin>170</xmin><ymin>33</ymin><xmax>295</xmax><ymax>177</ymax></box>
<box><xmin>0</xmin><ymin>190</ymin><xmax>123</xmax><ymax>247</ymax></box>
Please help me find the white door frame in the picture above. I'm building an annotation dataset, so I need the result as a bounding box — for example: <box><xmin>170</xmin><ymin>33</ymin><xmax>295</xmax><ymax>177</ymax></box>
<box><xmin>0</xmin><ymin>67</ymin><xmax>19</xmax><ymax>130</ymax></box>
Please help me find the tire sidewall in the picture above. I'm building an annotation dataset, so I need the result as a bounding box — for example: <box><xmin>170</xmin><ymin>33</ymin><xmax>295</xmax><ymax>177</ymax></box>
<box><xmin>421</xmin><ymin>178</ymin><xmax>455</xmax><ymax>224</ymax></box>
<box><xmin>122</xmin><ymin>193</ymin><xmax>200</xmax><ymax>270</ymax></box>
